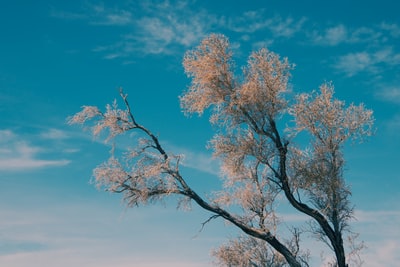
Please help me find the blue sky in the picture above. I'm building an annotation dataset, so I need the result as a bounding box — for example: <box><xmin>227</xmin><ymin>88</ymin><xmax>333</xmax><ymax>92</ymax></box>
<box><xmin>1</xmin><ymin>0</ymin><xmax>399</xmax><ymax>266</ymax></box>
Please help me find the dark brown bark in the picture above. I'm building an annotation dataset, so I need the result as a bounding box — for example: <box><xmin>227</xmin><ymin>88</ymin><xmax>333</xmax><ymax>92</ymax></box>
<box><xmin>270</xmin><ymin>120</ymin><xmax>347</xmax><ymax>267</ymax></box>
<box><xmin>184</xmin><ymin>186</ymin><xmax>303</xmax><ymax>267</ymax></box>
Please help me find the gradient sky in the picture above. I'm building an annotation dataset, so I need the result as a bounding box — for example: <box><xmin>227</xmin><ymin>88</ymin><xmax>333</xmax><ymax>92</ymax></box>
<box><xmin>1</xmin><ymin>1</ymin><xmax>399</xmax><ymax>266</ymax></box>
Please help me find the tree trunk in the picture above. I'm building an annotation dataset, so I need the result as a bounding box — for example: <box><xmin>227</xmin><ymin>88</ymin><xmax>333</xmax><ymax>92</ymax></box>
<box><xmin>272</xmin><ymin>123</ymin><xmax>347</xmax><ymax>267</ymax></box>
<box><xmin>334</xmin><ymin>236</ymin><xmax>347</xmax><ymax>267</ymax></box>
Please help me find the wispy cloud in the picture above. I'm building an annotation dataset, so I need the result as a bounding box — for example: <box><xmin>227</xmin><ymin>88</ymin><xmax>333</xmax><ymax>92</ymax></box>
<box><xmin>306</xmin><ymin>22</ymin><xmax>400</xmax><ymax>79</ymax></box>
<box><xmin>333</xmin><ymin>47</ymin><xmax>400</xmax><ymax>76</ymax></box>
<box><xmin>334</xmin><ymin>51</ymin><xmax>372</xmax><ymax>76</ymax></box>
<box><xmin>51</xmin><ymin>0</ymin><xmax>400</xmax><ymax>90</ymax></box>
<box><xmin>225</xmin><ymin>9</ymin><xmax>306</xmax><ymax>39</ymax></box>
<box><xmin>40</xmin><ymin>128</ymin><xmax>69</xmax><ymax>140</ymax></box>
<box><xmin>49</xmin><ymin>9</ymin><xmax>88</xmax><ymax>20</ymax></box>
<box><xmin>380</xmin><ymin>22</ymin><xmax>400</xmax><ymax>38</ymax></box>
<box><xmin>50</xmin><ymin>3</ymin><xmax>132</xmax><ymax>26</ymax></box>
<box><xmin>54</xmin><ymin>2</ymin><xmax>308</xmax><ymax>59</ymax></box>
<box><xmin>310</xmin><ymin>24</ymin><xmax>348</xmax><ymax>46</ymax></box>
<box><xmin>89</xmin><ymin>4</ymin><xmax>132</xmax><ymax>26</ymax></box>
<box><xmin>268</xmin><ymin>16</ymin><xmax>306</xmax><ymax>38</ymax></box>
<box><xmin>363</xmin><ymin>240</ymin><xmax>400</xmax><ymax>267</ymax></box>
<box><xmin>376</xmin><ymin>86</ymin><xmax>400</xmax><ymax>104</ymax></box>
<box><xmin>354</xmin><ymin>209</ymin><xmax>400</xmax><ymax>223</ymax></box>
<box><xmin>309</xmin><ymin>24</ymin><xmax>385</xmax><ymax>46</ymax></box>
<box><xmin>225</xmin><ymin>10</ymin><xmax>271</xmax><ymax>33</ymax></box>
<box><xmin>161</xmin><ymin>141</ymin><xmax>220</xmax><ymax>176</ymax></box>
<box><xmin>372</xmin><ymin>84</ymin><xmax>400</xmax><ymax>136</ymax></box>
<box><xmin>0</xmin><ymin>130</ymin><xmax>70</xmax><ymax>171</ymax></box>
<box><xmin>352</xmin><ymin>210</ymin><xmax>400</xmax><ymax>267</ymax></box>
<box><xmin>180</xmin><ymin>149</ymin><xmax>220</xmax><ymax>176</ymax></box>
<box><xmin>0</xmin><ymin>203</ymin><xmax>215</xmax><ymax>267</ymax></box>
<box><xmin>384</xmin><ymin>113</ymin><xmax>400</xmax><ymax>133</ymax></box>
<box><xmin>349</xmin><ymin>26</ymin><xmax>384</xmax><ymax>44</ymax></box>
<box><xmin>87</xmin><ymin>1</ymin><xmax>218</xmax><ymax>58</ymax></box>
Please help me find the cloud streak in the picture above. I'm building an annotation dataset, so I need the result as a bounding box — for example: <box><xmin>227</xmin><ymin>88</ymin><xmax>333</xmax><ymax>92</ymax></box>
<box><xmin>53</xmin><ymin>2</ymin><xmax>309</xmax><ymax>59</ymax></box>
<box><xmin>87</xmin><ymin>1</ymin><xmax>218</xmax><ymax>57</ymax></box>
<box><xmin>352</xmin><ymin>210</ymin><xmax>400</xmax><ymax>266</ymax></box>
<box><xmin>309</xmin><ymin>24</ymin><xmax>385</xmax><ymax>46</ymax></box>
<box><xmin>50</xmin><ymin>0</ymin><xmax>400</xmax><ymax>81</ymax></box>
<box><xmin>0</xmin><ymin>129</ymin><xmax>70</xmax><ymax>171</ymax></box>
<box><xmin>40</xmin><ymin>128</ymin><xmax>69</xmax><ymax>140</ymax></box>
<box><xmin>0</xmin><ymin>203</ymin><xmax>215</xmax><ymax>267</ymax></box>
<box><xmin>334</xmin><ymin>47</ymin><xmax>400</xmax><ymax>76</ymax></box>
<box><xmin>310</xmin><ymin>24</ymin><xmax>348</xmax><ymax>46</ymax></box>
<box><xmin>376</xmin><ymin>87</ymin><xmax>400</xmax><ymax>104</ymax></box>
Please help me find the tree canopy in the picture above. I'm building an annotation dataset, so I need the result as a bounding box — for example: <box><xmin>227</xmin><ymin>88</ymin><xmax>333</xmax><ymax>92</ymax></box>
<box><xmin>69</xmin><ymin>34</ymin><xmax>374</xmax><ymax>267</ymax></box>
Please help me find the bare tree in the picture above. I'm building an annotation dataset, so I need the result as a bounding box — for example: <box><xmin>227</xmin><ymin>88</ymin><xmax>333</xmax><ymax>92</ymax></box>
<box><xmin>68</xmin><ymin>34</ymin><xmax>374</xmax><ymax>267</ymax></box>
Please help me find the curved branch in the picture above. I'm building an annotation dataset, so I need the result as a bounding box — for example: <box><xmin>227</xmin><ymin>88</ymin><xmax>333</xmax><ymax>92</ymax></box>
<box><xmin>120</xmin><ymin>96</ymin><xmax>303</xmax><ymax>266</ymax></box>
<box><xmin>183</xmin><ymin>182</ymin><xmax>302</xmax><ymax>267</ymax></box>
<box><xmin>270</xmin><ymin>118</ymin><xmax>347</xmax><ymax>267</ymax></box>
<box><xmin>119</xmin><ymin>89</ymin><xmax>169</xmax><ymax>161</ymax></box>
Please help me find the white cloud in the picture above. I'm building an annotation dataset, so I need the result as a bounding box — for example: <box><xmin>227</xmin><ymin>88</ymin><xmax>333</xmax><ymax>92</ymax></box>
<box><xmin>0</xmin><ymin>130</ymin><xmax>70</xmax><ymax>171</ymax></box>
<box><xmin>181</xmin><ymin>150</ymin><xmax>220</xmax><ymax>176</ymax></box>
<box><xmin>103</xmin><ymin>11</ymin><xmax>132</xmax><ymax>26</ymax></box>
<box><xmin>268</xmin><ymin>16</ymin><xmax>306</xmax><ymax>38</ymax></box>
<box><xmin>40</xmin><ymin>128</ymin><xmax>69</xmax><ymax>140</ymax></box>
<box><xmin>226</xmin><ymin>11</ymin><xmax>306</xmax><ymax>38</ymax></box>
<box><xmin>310</xmin><ymin>24</ymin><xmax>385</xmax><ymax>47</ymax></box>
<box><xmin>380</xmin><ymin>22</ymin><xmax>400</xmax><ymax>38</ymax></box>
<box><xmin>56</xmin><ymin>3</ymin><xmax>308</xmax><ymax>59</ymax></box>
<box><xmin>89</xmin><ymin>4</ymin><xmax>133</xmax><ymax>26</ymax></box>
<box><xmin>0</xmin><ymin>203</ymin><xmax>216</xmax><ymax>267</ymax></box>
<box><xmin>101</xmin><ymin>9</ymin><xmax>306</xmax><ymax>58</ymax></box>
<box><xmin>354</xmin><ymin>209</ymin><xmax>400</xmax><ymax>223</ymax></box>
<box><xmin>326</xmin><ymin>24</ymin><xmax>348</xmax><ymax>44</ymax></box>
<box><xmin>376</xmin><ymin>87</ymin><xmax>400</xmax><ymax>104</ymax></box>
<box><xmin>311</xmin><ymin>24</ymin><xmax>348</xmax><ymax>46</ymax></box>
<box><xmin>349</xmin><ymin>26</ymin><xmax>383</xmax><ymax>44</ymax></box>
<box><xmin>335</xmin><ymin>52</ymin><xmax>372</xmax><ymax>76</ymax></box>
<box><xmin>334</xmin><ymin>47</ymin><xmax>400</xmax><ymax>76</ymax></box>
<box><xmin>252</xmin><ymin>40</ymin><xmax>274</xmax><ymax>50</ymax></box>
<box><xmin>365</xmin><ymin>240</ymin><xmax>400</xmax><ymax>266</ymax></box>
<box><xmin>226</xmin><ymin>10</ymin><xmax>271</xmax><ymax>33</ymax></box>
<box><xmin>52</xmin><ymin>1</ymin><xmax>400</xmax><ymax>67</ymax></box>
<box><xmin>51</xmin><ymin>3</ymin><xmax>132</xmax><ymax>26</ymax></box>
<box><xmin>0</xmin><ymin>129</ymin><xmax>15</xmax><ymax>142</ymax></box>
<box><xmin>132</xmin><ymin>6</ymin><xmax>216</xmax><ymax>54</ymax></box>
<box><xmin>384</xmin><ymin>113</ymin><xmax>400</xmax><ymax>133</ymax></box>
<box><xmin>63</xmin><ymin>148</ymin><xmax>80</xmax><ymax>153</ymax></box>
<box><xmin>0</xmin><ymin>157</ymin><xmax>70</xmax><ymax>171</ymax></box>
<box><xmin>352</xmin><ymin>210</ymin><xmax>400</xmax><ymax>267</ymax></box>
<box><xmin>87</xmin><ymin>1</ymin><xmax>217</xmax><ymax>58</ymax></box>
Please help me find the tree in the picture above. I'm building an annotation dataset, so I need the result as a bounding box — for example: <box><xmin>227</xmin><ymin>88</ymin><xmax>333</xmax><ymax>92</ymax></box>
<box><xmin>68</xmin><ymin>34</ymin><xmax>374</xmax><ymax>267</ymax></box>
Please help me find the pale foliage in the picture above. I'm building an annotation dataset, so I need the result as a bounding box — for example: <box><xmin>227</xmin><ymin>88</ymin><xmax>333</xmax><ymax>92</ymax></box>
<box><xmin>290</xmin><ymin>83</ymin><xmax>373</xmax><ymax>144</ymax></box>
<box><xmin>69</xmin><ymin>34</ymin><xmax>374</xmax><ymax>267</ymax></box>
<box><xmin>68</xmin><ymin>92</ymin><xmax>186</xmax><ymax>206</ymax></box>
<box><xmin>212</xmin><ymin>236</ymin><xmax>287</xmax><ymax>267</ymax></box>
<box><xmin>213</xmin><ymin>230</ymin><xmax>309</xmax><ymax>267</ymax></box>
<box><xmin>181</xmin><ymin>34</ymin><xmax>234</xmax><ymax>116</ymax></box>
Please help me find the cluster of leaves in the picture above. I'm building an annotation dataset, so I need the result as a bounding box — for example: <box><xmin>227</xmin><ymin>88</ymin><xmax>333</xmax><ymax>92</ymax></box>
<box><xmin>69</xmin><ymin>34</ymin><xmax>374</xmax><ymax>267</ymax></box>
